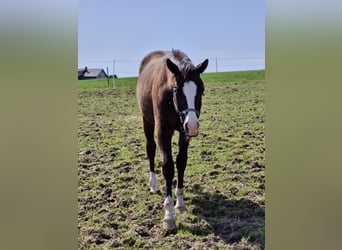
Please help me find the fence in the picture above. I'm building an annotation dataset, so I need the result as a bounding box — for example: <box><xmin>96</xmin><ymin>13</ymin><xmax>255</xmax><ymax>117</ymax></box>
<box><xmin>78</xmin><ymin>57</ymin><xmax>265</xmax><ymax>78</ymax></box>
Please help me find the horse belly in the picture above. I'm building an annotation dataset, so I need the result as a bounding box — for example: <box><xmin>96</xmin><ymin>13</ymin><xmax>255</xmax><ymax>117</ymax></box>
<box><xmin>137</xmin><ymin>85</ymin><xmax>155</xmax><ymax>125</ymax></box>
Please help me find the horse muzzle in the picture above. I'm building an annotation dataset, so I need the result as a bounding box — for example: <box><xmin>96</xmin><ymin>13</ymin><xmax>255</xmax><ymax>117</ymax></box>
<box><xmin>184</xmin><ymin>112</ymin><xmax>199</xmax><ymax>137</ymax></box>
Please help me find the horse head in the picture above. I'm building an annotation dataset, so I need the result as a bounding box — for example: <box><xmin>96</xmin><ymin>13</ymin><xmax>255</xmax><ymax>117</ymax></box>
<box><xmin>166</xmin><ymin>58</ymin><xmax>209</xmax><ymax>137</ymax></box>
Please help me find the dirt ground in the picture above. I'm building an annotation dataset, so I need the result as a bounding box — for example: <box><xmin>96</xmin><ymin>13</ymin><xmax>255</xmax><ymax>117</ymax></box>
<box><xmin>78</xmin><ymin>82</ymin><xmax>265</xmax><ymax>249</ymax></box>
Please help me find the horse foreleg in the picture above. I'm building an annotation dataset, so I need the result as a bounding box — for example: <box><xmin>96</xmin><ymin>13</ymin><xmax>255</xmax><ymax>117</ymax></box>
<box><xmin>175</xmin><ymin>132</ymin><xmax>189</xmax><ymax>213</ymax></box>
<box><xmin>163</xmin><ymin>195</ymin><xmax>176</xmax><ymax>230</ymax></box>
<box><xmin>162</xmin><ymin>152</ymin><xmax>176</xmax><ymax>230</ymax></box>
<box><xmin>157</xmin><ymin>128</ymin><xmax>177</xmax><ymax>230</ymax></box>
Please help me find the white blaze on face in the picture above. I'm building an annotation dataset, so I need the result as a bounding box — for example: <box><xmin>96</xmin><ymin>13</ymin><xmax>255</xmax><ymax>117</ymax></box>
<box><xmin>182</xmin><ymin>81</ymin><xmax>199</xmax><ymax>136</ymax></box>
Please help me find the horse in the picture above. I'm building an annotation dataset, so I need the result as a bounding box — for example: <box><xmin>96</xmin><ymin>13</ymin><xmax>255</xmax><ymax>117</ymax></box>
<box><xmin>136</xmin><ymin>50</ymin><xmax>208</xmax><ymax>230</ymax></box>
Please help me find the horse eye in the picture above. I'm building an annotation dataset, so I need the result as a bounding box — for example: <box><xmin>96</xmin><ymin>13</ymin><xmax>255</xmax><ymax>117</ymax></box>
<box><xmin>173</xmin><ymin>87</ymin><xmax>177</xmax><ymax>94</ymax></box>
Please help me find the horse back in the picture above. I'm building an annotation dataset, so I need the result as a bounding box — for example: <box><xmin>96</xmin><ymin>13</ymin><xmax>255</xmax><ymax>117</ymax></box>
<box><xmin>137</xmin><ymin>51</ymin><xmax>174</xmax><ymax>125</ymax></box>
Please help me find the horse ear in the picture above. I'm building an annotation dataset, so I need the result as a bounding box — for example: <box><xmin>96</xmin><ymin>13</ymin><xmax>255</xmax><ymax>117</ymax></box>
<box><xmin>166</xmin><ymin>58</ymin><xmax>180</xmax><ymax>75</ymax></box>
<box><xmin>195</xmin><ymin>59</ymin><xmax>209</xmax><ymax>74</ymax></box>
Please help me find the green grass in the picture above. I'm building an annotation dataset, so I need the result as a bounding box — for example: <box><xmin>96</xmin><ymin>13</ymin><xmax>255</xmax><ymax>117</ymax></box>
<box><xmin>78</xmin><ymin>79</ymin><xmax>265</xmax><ymax>249</ymax></box>
<box><xmin>78</xmin><ymin>76</ymin><xmax>138</xmax><ymax>89</ymax></box>
<box><xmin>201</xmin><ymin>70</ymin><xmax>265</xmax><ymax>84</ymax></box>
<box><xmin>78</xmin><ymin>70</ymin><xmax>265</xmax><ymax>90</ymax></box>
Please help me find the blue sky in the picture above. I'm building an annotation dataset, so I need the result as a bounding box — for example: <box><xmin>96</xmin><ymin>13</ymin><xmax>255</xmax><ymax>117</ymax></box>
<box><xmin>78</xmin><ymin>0</ymin><xmax>264</xmax><ymax>77</ymax></box>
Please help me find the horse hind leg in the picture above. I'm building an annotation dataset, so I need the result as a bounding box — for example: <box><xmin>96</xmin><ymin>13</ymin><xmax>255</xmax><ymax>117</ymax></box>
<box><xmin>149</xmin><ymin>172</ymin><xmax>157</xmax><ymax>193</ymax></box>
<box><xmin>143</xmin><ymin>118</ymin><xmax>157</xmax><ymax>193</ymax></box>
<box><xmin>175</xmin><ymin>188</ymin><xmax>186</xmax><ymax>213</ymax></box>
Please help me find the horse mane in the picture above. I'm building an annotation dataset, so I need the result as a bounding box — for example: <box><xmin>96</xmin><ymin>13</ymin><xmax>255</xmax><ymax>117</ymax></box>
<box><xmin>171</xmin><ymin>49</ymin><xmax>195</xmax><ymax>80</ymax></box>
<box><xmin>138</xmin><ymin>49</ymin><xmax>196</xmax><ymax>93</ymax></box>
<box><xmin>139</xmin><ymin>49</ymin><xmax>195</xmax><ymax>79</ymax></box>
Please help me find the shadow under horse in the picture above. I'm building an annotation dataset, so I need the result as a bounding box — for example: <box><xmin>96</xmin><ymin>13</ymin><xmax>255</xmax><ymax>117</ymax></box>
<box><xmin>185</xmin><ymin>184</ymin><xmax>265</xmax><ymax>248</ymax></box>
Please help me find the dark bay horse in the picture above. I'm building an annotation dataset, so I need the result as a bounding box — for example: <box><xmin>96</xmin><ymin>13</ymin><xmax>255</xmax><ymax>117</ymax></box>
<box><xmin>136</xmin><ymin>50</ymin><xmax>208</xmax><ymax>230</ymax></box>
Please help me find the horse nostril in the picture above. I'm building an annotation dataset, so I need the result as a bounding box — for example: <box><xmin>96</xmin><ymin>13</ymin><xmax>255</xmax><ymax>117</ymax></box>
<box><xmin>184</xmin><ymin>122</ymin><xmax>189</xmax><ymax>132</ymax></box>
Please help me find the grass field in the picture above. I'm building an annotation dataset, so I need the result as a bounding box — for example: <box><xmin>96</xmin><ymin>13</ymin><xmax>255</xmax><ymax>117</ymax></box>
<box><xmin>78</xmin><ymin>70</ymin><xmax>265</xmax><ymax>90</ymax></box>
<box><xmin>78</xmin><ymin>71</ymin><xmax>265</xmax><ymax>249</ymax></box>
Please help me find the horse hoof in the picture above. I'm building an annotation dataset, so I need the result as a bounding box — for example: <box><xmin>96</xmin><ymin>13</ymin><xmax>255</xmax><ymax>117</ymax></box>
<box><xmin>163</xmin><ymin>219</ymin><xmax>177</xmax><ymax>231</ymax></box>
<box><xmin>175</xmin><ymin>205</ymin><xmax>186</xmax><ymax>213</ymax></box>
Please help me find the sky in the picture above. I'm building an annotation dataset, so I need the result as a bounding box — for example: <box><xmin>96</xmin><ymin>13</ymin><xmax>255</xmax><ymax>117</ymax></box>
<box><xmin>78</xmin><ymin>0</ymin><xmax>265</xmax><ymax>77</ymax></box>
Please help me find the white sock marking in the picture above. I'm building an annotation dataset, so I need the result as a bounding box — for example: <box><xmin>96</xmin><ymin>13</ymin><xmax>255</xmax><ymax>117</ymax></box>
<box><xmin>149</xmin><ymin>172</ymin><xmax>157</xmax><ymax>192</ymax></box>
<box><xmin>175</xmin><ymin>188</ymin><xmax>185</xmax><ymax>211</ymax></box>
<box><xmin>163</xmin><ymin>195</ymin><xmax>175</xmax><ymax>220</ymax></box>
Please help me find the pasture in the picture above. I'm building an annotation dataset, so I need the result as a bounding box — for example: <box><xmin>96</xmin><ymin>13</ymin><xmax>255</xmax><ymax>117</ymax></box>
<box><xmin>78</xmin><ymin>71</ymin><xmax>265</xmax><ymax>249</ymax></box>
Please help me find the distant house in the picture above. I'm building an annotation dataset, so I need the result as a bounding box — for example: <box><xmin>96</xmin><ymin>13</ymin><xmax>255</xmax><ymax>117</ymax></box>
<box><xmin>78</xmin><ymin>67</ymin><xmax>108</xmax><ymax>80</ymax></box>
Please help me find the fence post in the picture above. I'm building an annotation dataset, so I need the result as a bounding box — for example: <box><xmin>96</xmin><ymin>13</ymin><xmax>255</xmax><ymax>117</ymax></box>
<box><xmin>112</xmin><ymin>59</ymin><xmax>116</xmax><ymax>88</ymax></box>
<box><xmin>106</xmin><ymin>67</ymin><xmax>109</xmax><ymax>86</ymax></box>
<box><xmin>215</xmin><ymin>58</ymin><xmax>218</xmax><ymax>80</ymax></box>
